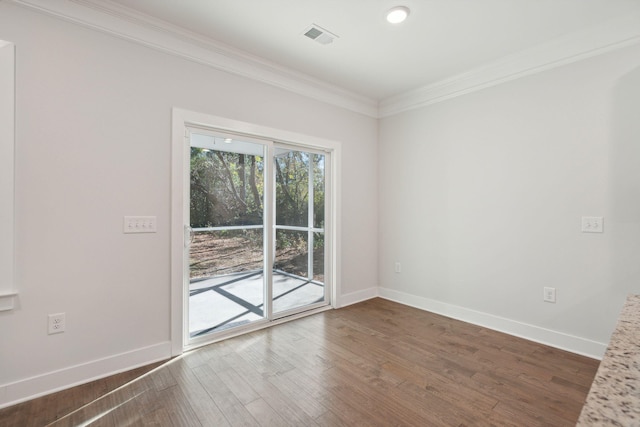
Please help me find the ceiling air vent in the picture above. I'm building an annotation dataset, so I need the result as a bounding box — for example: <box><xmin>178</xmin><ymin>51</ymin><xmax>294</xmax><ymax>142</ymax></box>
<box><xmin>303</xmin><ymin>24</ymin><xmax>338</xmax><ymax>45</ymax></box>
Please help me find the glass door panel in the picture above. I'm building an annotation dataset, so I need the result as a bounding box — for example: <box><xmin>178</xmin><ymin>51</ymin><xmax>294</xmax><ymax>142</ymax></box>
<box><xmin>273</xmin><ymin>148</ymin><xmax>326</xmax><ymax>315</ymax></box>
<box><xmin>184</xmin><ymin>129</ymin><xmax>331</xmax><ymax>345</ymax></box>
<box><xmin>188</xmin><ymin>132</ymin><xmax>266</xmax><ymax>338</ymax></box>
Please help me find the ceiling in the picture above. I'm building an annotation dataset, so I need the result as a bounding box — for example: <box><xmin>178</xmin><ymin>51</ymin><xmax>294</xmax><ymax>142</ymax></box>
<box><xmin>102</xmin><ymin>0</ymin><xmax>640</xmax><ymax>102</ymax></box>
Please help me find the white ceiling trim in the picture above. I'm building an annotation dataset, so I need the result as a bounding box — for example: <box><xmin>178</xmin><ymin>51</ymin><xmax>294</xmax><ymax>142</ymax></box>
<box><xmin>11</xmin><ymin>0</ymin><xmax>379</xmax><ymax>117</ymax></box>
<box><xmin>9</xmin><ymin>0</ymin><xmax>640</xmax><ymax>119</ymax></box>
<box><xmin>379</xmin><ymin>12</ymin><xmax>640</xmax><ymax>117</ymax></box>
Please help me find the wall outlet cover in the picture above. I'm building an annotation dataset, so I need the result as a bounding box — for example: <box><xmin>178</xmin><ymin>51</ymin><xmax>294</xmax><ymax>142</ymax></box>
<box><xmin>581</xmin><ymin>216</ymin><xmax>603</xmax><ymax>233</ymax></box>
<box><xmin>48</xmin><ymin>312</ymin><xmax>66</xmax><ymax>334</ymax></box>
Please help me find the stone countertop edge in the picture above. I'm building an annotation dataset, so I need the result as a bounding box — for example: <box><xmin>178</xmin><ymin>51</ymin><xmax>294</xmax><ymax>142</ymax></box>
<box><xmin>576</xmin><ymin>294</ymin><xmax>640</xmax><ymax>426</ymax></box>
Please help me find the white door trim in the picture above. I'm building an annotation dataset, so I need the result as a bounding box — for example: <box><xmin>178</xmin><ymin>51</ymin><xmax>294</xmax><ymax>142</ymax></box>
<box><xmin>0</xmin><ymin>41</ymin><xmax>16</xmax><ymax>312</ymax></box>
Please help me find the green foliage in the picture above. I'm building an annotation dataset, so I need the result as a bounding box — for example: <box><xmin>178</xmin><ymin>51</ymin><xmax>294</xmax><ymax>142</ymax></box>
<box><xmin>275</xmin><ymin>151</ymin><xmax>325</xmax><ymax>228</ymax></box>
<box><xmin>190</xmin><ymin>146</ymin><xmax>327</xmax><ymax>281</ymax></box>
<box><xmin>190</xmin><ymin>148</ymin><xmax>264</xmax><ymax>227</ymax></box>
<box><xmin>191</xmin><ymin>147</ymin><xmax>325</xmax><ymax>248</ymax></box>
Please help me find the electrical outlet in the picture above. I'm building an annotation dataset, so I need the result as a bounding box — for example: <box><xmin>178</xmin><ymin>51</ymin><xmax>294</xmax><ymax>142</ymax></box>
<box><xmin>543</xmin><ymin>287</ymin><xmax>556</xmax><ymax>303</ymax></box>
<box><xmin>48</xmin><ymin>313</ymin><xmax>65</xmax><ymax>334</ymax></box>
<box><xmin>394</xmin><ymin>262</ymin><xmax>401</xmax><ymax>273</ymax></box>
<box><xmin>123</xmin><ymin>216</ymin><xmax>157</xmax><ymax>233</ymax></box>
<box><xmin>581</xmin><ymin>216</ymin><xmax>603</xmax><ymax>233</ymax></box>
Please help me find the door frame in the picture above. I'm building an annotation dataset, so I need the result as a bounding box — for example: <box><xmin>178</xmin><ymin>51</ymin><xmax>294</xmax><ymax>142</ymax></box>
<box><xmin>171</xmin><ymin>108</ymin><xmax>341</xmax><ymax>355</ymax></box>
<box><xmin>0</xmin><ymin>41</ymin><xmax>16</xmax><ymax>312</ymax></box>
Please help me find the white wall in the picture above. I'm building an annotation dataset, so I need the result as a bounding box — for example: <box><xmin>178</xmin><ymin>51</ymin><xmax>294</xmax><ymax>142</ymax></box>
<box><xmin>0</xmin><ymin>3</ymin><xmax>377</xmax><ymax>407</ymax></box>
<box><xmin>379</xmin><ymin>43</ymin><xmax>640</xmax><ymax>358</ymax></box>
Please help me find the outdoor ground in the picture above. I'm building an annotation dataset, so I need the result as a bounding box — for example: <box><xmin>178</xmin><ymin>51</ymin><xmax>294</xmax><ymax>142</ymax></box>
<box><xmin>189</xmin><ymin>231</ymin><xmax>324</xmax><ymax>282</ymax></box>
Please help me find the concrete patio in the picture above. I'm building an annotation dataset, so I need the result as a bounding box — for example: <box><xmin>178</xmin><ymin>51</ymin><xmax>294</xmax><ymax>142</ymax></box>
<box><xmin>189</xmin><ymin>270</ymin><xmax>325</xmax><ymax>337</ymax></box>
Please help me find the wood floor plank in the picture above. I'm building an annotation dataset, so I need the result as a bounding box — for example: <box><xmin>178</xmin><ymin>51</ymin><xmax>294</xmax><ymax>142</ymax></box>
<box><xmin>208</xmin><ymin>358</ymin><xmax>261</xmax><ymax>406</ymax></box>
<box><xmin>0</xmin><ymin>363</ymin><xmax>162</xmax><ymax>427</ymax></box>
<box><xmin>244</xmin><ymin>398</ymin><xmax>288</xmax><ymax>427</ymax></box>
<box><xmin>401</xmin><ymin>365</ymin><xmax>499</xmax><ymax>414</ymax></box>
<box><xmin>472</xmin><ymin>371</ymin><xmax>581</xmax><ymax>425</ymax></box>
<box><xmin>192</xmin><ymin>363</ymin><xmax>259</xmax><ymax>426</ymax></box>
<box><xmin>48</xmin><ymin>376</ymin><xmax>158</xmax><ymax>426</ymax></box>
<box><xmin>95</xmin><ymin>386</ymin><xmax>162</xmax><ymax>426</ymax></box>
<box><xmin>266</xmin><ymin>369</ymin><xmax>329</xmax><ymax>419</ymax></box>
<box><xmin>154</xmin><ymin>384</ymin><xmax>203</xmax><ymax>427</ymax></box>
<box><xmin>312</xmin><ymin>382</ymin><xmax>392</xmax><ymax>427</ymax></box>
<box><xmin>219</xmin><ymin>352</ymin><xmax>320</xmax><ymax>426</ymax></box>
<box><xmin>314</xmin><ymin>409</ymin><xmax>349</xmax><ymax>427</ymax></box>
<box><xmin>167</xmin><ymin>361</ymin><xmax>231</xmax><ymax>427</ymax></box>
<box><xmin>265</xmin><ymin>325</ymin><xmax>335</xmax><ymax>374</ymax></box>
<box><xmin>0</xmin><ymin>298</ymin><xmax>599</xmax><ymax>426</ymax></box>
<box><xmin>235</xmin><ymin>334</ymin><xmax>297</xmax><ymax>377</ymax></box>
<box><xmin>322</xmin><ymin>364</ymin><xmax>455</xmax><ymax>427</ymax></box>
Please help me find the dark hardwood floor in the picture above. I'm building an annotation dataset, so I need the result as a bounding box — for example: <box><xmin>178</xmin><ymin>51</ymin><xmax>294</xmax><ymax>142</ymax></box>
<box><xmin>0</xmin><ymin>298</ymin><xmax>600</xmax><ymax>426</ymax></box>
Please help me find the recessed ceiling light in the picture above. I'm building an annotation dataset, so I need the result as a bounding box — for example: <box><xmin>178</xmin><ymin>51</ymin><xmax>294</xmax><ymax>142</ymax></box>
<box><xmin>386</xmin><ymin>6</ymin><xmax>410</xmax><ymax>24</ymax></box>
<box><xmin>224</xmin><ymin>138</ymin><xmax>233</xmax><ymax>144</ymax></box>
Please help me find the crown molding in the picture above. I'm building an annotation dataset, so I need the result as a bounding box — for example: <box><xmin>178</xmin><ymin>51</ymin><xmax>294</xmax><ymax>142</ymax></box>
<box><xmin>379</xmin><ymin>12</ymin><xmax>640</xmax><ymax>118</ymax></box>
<box><xmin>10</xmin><ymin>0</ymin><xmax>379</xmax><ymax>117</ymax></box>
<box><xmin>9</xmin><ymin>0</ymin><xmax>640</xmax><ymax>119</ymax></box>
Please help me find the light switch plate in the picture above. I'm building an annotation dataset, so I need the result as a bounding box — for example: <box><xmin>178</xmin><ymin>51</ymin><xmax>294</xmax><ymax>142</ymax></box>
<box><xmin>123</xmin><ymin>216</ymin><xmax>157</xmax><ymax>233</ymax></box>
<box><xmin>581</xmin><ymin>216</ymin><xmax>603</xmax><ymax>233</ymax></box>
<box><xmin>394</xmin><ymin>262</ymin><xmax>401</xmax><ymax>273</ymax></box>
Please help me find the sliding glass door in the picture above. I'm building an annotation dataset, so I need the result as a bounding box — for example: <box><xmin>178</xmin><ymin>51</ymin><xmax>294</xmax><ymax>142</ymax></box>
<box><xmin>273</xmin><ymin>147</ymin><xmax>327</xmax><ymax>316</ymax></box>
<box><xmin>188</xmin><ymin>131</ymin><xmax>267</xmax><ymax>338</ymax></box>
<box><xmin>185</xmin><ymin>130</ymin><xmax>330</xmax><ymax>344</ymax></box>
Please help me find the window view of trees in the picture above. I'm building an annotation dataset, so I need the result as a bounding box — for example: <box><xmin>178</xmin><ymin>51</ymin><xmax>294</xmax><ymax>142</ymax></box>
<box><xmin>189</xmin><ymin>148</ymin><xmax>264</xmax><ymax>279</ymax></box>
<box><xmin>190</xmin><ymin>148</ymin><xmax>264</xmax><ymax>227</ymax></box>
<box><xmin>275</xmin><ymin>151</ymin><xmax>325</xmax><ymax>282</ymax></box>
<box><xmin>189</xmin><ymin>145</ymin><xmax>325</xmax><ymax>283</ymax></box>
<box><xmin>275</xmin><ymin>151</ymin><xmax>325</xmax><ymax>228</ymax></box>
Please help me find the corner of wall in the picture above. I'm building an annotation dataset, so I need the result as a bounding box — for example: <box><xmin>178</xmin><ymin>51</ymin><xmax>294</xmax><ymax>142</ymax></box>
<box><xmin>338</xmin><ymin>287</ymin><xmax>378</xmax><ymax>308</ymax></box>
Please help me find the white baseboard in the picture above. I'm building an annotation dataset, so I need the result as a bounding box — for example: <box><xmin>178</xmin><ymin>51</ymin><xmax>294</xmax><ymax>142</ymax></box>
<box><xmin>378</xmin><ymin>287</ymin><xmax>606</xmax><ymax>360</ymax></box>
<box><xmin>0</xmin><ymin>341</ymin><xmax>171</xmax><ymax>409</ymax></box>
<box><xmin>338</xmin><ymin>286</ymin><xmax>378</xmax><ymax>308</ymax></box>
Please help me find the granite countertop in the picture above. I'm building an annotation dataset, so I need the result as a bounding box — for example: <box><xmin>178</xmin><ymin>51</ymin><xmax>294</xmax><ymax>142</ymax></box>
<box><xmin>577</xmin><ymin>294</ymin><xmax>640</xmax><ymax>425</ymax></box>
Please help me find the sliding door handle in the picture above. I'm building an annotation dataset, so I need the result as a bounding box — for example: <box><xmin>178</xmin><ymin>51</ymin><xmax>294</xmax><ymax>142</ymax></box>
<box><xmin>184</xmin><ymin>225</ymin><xmax>193</xmax><ymax>247</ymax></box>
